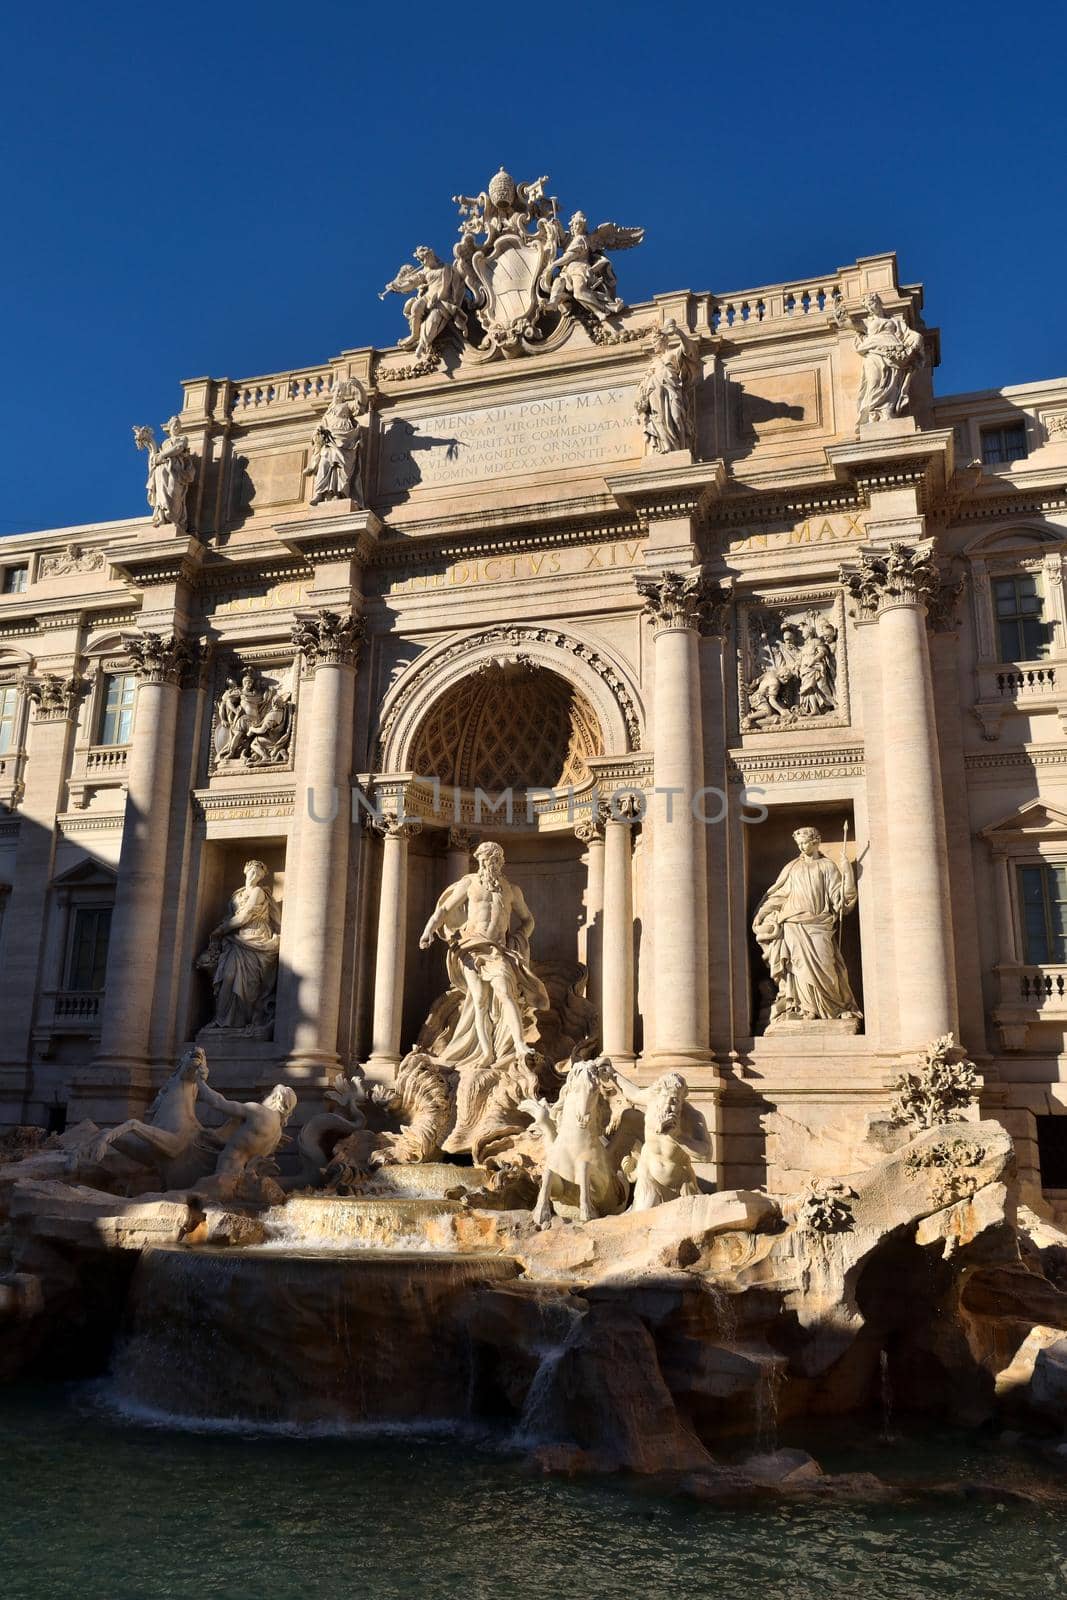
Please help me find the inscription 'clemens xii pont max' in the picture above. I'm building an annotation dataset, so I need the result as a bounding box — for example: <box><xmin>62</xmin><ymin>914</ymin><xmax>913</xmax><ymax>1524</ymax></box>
<box><xmin>378</xmin><ymin>386</ymin><xmax>642</xmax><ymax>494</ymax></box>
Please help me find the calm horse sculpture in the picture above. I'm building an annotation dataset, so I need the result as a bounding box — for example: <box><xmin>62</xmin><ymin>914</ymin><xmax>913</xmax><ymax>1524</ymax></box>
<box><xmin>521</xmin><ymin>1055</ymin><xmax>637</xmax><ymax>1227</ymax></box>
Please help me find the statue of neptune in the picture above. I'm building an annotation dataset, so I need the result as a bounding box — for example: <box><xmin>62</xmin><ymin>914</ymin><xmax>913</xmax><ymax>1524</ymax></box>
<box><xmin>419</xmin><ymin>841</ymin><xmax>549</xmax><ymax>1069</ymax></box>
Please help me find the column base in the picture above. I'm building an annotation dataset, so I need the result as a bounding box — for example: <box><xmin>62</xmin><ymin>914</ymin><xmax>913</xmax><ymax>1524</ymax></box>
<box><xmin>362</xmin><ymin>1053</ymin><xmax>401</xmax><ymax>1089</ymax></box>
<box><xmin>69</xmin><ymin>1056</ymin><xmax>155</xmax><ymax>1125</ymax></box>
<box><xmin>635</xmin><ymin>1049</ymin><xmax>722</xmax><ymax>1092</ymax></box>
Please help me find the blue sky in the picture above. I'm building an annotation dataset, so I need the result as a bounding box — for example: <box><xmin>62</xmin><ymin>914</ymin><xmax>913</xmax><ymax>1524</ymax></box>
<box><xmin>2</xmin><ymin>0</ymin><xmax>1064</xmax><ymax>535</ymax></box>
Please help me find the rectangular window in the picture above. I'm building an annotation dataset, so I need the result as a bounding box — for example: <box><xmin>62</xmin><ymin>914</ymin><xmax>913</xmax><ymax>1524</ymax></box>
<box><xmin>66</xmin><ymin>907</ymin><xmax>111</xmax><ymax>992</ymax></box>
<box><xmin>2</xmin><ymin>566</ymin><xmax>28</xmax><ymax>595</ymax></box>
<box><xmin>993</xmin><ymin>573</ymin><xmax>1050</xmax><ymax>661</ymax></box>
<box><xmin>0</xmin><ymin>685</ymin><xmax>17</xmax><ymax>755</ymax></box>
<box><xmin>98</xmin><ymin>672</ymin><xmax>137</xmax><ymax>745</ymax></box>
<box><xmin>1018</xmin><ymin>862</ymin><xmax>1067</xmax><ymax>964</ymax></box>
<box><xmin>1036</xmin><ymin>1115</ymin><xmax>1067</xmax><ymax>1190</ymax></box>
<box><xmin>981</xmin><ymin>422</ymin><xmax>1028</xmax><ymax>466</ymax></box>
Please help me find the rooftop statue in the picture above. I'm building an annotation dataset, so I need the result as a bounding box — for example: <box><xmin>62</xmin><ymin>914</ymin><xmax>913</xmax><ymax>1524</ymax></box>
<box><xmin>381</xmin><ymin>167</ymin><xmax>644</xmax><ymax>362</ymax></box>
<box><xmin>132</xmin><ymin>416</ymin><xmax>197</xmax><ymax>534</ymax></box>
<box><xmin>306</xmin><ymin>378</ymin><xmax>367</xmax><ymax>506</ymax></box>
<box><xmin>851</xmin><ymin>292</ymin><xmax>925</xmax><ymax>427</ymax></box>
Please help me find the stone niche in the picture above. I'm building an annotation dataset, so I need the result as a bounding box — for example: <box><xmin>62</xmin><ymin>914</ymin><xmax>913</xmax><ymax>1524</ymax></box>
<box><xmin>188</xmin><ymin>840</ymin><xmax>287</xmax><ymax>1047</ymax></box>
<box><xmin>745</xmin><ymin>802</ymin><xmax>862</xmax><ymax>1040</ymax></box>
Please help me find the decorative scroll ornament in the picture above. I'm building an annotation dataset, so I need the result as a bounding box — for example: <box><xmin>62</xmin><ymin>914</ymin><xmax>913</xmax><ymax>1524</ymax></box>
<box><xmin>39</xmin><ymin>543</ymin><xmax>105</xmax><ymax>578</ymax></box>
<box><xmin>290</xmin><ymin>610</ymin><xmax>365</xmax><ymax>671</ymax></box>
<box><xmin>838</xmin><ymin>540</ymin><xmax>941</xmax><ymax>620</ymax></box>
<box><xmin>380</xmin><ymin>167</ymin><xmax>643</xmax><ymax>363</ymax></box>
<box><xmin>636</xmin><ymin>569</ymin><xmax>727</xmax><ymax>635</ymax></box>
<box><xmin>121</xmin><ymin>631</ymin><xmax>199</xmax><ymax>686</ymax></box>
<box><xmin>26</xmin><ymin>672</ymin><xmax>86</xmax><ymax>721</ymax></box>
<box><xmin>132</xmin><ymin>418</ymin><xmax>197</xmax><ymax>535</ymax></box>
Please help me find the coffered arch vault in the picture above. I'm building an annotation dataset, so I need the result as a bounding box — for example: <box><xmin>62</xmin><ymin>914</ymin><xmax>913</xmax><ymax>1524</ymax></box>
<box><xmin>375</xmin><ymin>625</ymin><xmax>644</xmax><ymax>777</ymax></box>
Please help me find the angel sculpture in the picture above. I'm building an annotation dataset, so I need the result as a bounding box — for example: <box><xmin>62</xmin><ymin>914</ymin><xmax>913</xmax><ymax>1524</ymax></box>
<box><xmin>545</xmin><ymin>211</ymin><xmax>645</xmax><ymax>323</ymax></box>
<box><xmin>132</xmin><ymin>417</ymin><xmax>197</xmax><ymax>534</ymax></box>
<box><xmin>379</xmin><ymin>246</ymin><xmax>470</xmax><ymax>360</ymax></box>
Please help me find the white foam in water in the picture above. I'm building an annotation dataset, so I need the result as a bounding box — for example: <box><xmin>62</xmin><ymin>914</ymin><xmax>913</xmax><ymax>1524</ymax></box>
<box><xmin>83</xmin><ymin>1379</ymin><xmax>498</xmax><ymax>1444</ymax></box>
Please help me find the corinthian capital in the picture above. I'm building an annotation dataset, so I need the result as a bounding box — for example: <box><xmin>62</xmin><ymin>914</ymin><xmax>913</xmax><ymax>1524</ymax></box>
<box><xmin>838</xmin><ymin>540</ymin><xmax>941</xmax><ymax>620</ymax></box>
<box><xmin>291</xmin><ymin>609</ymin><xmax>365</xmax><ymax>670</ymax></box>
<box><xmin>636</xmin><ymin>569</ymin><xmax>727</xmax><ymax>635</ymax></box>
<box><xmin>121</xmin><ymin>631</ymin><xmax>199</xmax><ymax>685</ymax></box>
<box><xmin>26</xmin><ymin>672</ymin><xmax>86</xmax><ymax>722</ymax></box>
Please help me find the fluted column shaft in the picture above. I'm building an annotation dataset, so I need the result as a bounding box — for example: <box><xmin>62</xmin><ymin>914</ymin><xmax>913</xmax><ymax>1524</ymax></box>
<box><xmin>368</xmin><ymin>820</ymin><xmax>420</xmax><ymax>1075</ymax></box>
<box><xmin>601</xmin><ymin>815</ymin><xmax>635</xmax><ymax>1062</ymax></box>
<box><xmin>637</xmin><ymin>571</ymin><xmax>715</xmax><ymax>1071</ymax></box>
<box><xmin>96</xmin><ymin>635</ymin><xmax>194</xmax><ymax>1091</ymax></box>
<box><xmin>575</xmin><ymin>820</ymin><xmax>606</xmax><ymax>1025</ymax></box>
<box><xmin>842</xmin><ymin>542</ymin><xmax>958</xmax><ymax>1049</ymax></box>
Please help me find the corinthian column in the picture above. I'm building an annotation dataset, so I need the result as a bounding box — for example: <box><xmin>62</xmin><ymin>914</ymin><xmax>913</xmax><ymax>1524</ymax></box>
<box><xmin>636</xmin><ymin>570</ymin><xmax>718</xmax><ymax>1073</ymax></box>
<box><xmin>574</xmin><ymin>815</ymin><xmax>606</xmax><ymax>1024</ymax></box>
<box><xmin>280</xmin><ymin>610</ymin><xmax>362</xmax><ymax>1073</ymax></box>
<box><xmin>601</xmin><ymin>802</ymin><xmax>637</xmax><ymax>1064</ymax></box>
<box><xmin>93</xmin><ymin>632</ymin><xmax>197</xmax><ymax>1105</ymax></box>
<box><xmin>367</xmin><ymin>815</ymin><xmax>422</xmax><ymax>1078</ymax></box>
<box><xmin>841</xmin><ymin>541</ymin><xmax>958</xmax><ymax>1047</ymax></box>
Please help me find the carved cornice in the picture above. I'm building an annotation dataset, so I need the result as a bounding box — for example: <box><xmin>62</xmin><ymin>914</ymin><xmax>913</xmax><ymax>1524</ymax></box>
<box><xmin>838</xmin><ymin>541</ymin><xmax>940</xmax><ymax>620</ymax></box>
<box><xmin>106</xmin><ymin>534</ymin><xmax>205</xmax><ymax>589</ymax></box>
<box><xmin>290</xmin><ymin>609</ymin><xmax>365</xmax><ymax>671</ymax></box>
<box><xmin>121</xmin><ymin>631</ymin><xmax>200</xmax><ymax>686</ymax></box>
<box><xmin>607</xmin><ymin>458</ymin><xmax>727</xmax><ymax>523</ymax></box>
<box><xmin>276</xmin><ymin>508</ymin><xmax>381</xmax><ymax>567</ymax></box>
<box><xmin>26</xmin><ymin>673</ymin><xmax>86</xmax><ymax>723</ymax></box>
<box><xmin>727</xmin><ymin>746</ymin><xmax>865</xmax><ymax>784</ymax></box>
<box><xmin>636</xmin><ymin>568</ymin><xmax>729</xmax><ymax>635</ymax></box>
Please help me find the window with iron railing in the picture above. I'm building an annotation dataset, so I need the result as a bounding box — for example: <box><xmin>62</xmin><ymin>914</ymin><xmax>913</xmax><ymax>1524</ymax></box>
<box><xmin>66</xmin><ymin>906</ymin><xmax>112</xmax><ymax>992</ymax></box>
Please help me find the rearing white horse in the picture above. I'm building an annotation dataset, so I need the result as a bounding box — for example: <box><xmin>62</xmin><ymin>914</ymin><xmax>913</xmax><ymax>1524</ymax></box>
<box><xmin>521</xmin><ymin>1056</ymin><xmax>636</xmax><ymax>1227</ymax></box>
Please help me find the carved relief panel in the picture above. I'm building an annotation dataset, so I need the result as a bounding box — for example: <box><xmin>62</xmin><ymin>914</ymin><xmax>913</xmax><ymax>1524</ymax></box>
<box><xmin>736</xmin><ymin>588</ymin><xmax>850</xmax><ymax>736</ymax></box>
<box><xmin>208</xmin><ymin>652</ymin><xmax>300</xmax><ymax>775</ymax></box>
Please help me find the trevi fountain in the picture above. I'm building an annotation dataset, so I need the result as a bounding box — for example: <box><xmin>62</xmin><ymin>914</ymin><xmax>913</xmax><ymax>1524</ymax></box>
<box><xmin>5</xmin><ymin>169</ymin><xmax>1067</xmax><ymax>1597</ymax></box>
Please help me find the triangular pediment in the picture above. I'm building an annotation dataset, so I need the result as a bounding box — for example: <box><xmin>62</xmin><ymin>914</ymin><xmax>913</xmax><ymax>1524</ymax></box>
<box><xmin>51</xmin><ymin>856</ymin><xmax>118</xmax><ymax>889</ymax></box>
<box><xmin>981</xmin><ymin>800</ymin><xmax>1067</xmax><ymax>840</ymax></box>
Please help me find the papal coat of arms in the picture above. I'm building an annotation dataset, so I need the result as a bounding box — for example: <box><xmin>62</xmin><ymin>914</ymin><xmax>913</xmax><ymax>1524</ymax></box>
<box><xmin>380</xmin><ymin>167</ymin><xmax>644</xmax><ymax>364</ymax></box>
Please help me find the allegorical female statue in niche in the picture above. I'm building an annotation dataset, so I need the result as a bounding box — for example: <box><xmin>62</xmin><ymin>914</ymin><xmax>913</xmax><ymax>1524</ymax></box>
<box><xmin>753</xmin><ymin>826</ymin><xmax>861</xmax><ymax>1031</ymax></box>
<box><xmin>197</xmin><ymin>859</ymin><xmax>281</xmax><ymax>1037</ymax></box>
<box><xmin>306</xmin><ymin>378</ymin><xmax>366</xmax><ymax>506</ymax></box>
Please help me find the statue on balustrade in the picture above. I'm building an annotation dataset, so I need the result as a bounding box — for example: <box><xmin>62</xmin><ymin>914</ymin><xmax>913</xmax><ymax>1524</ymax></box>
<box><xmin>197</xmin><ymin>859</ymin><xmax>281</xmax><ymax>1037</ymax></box>
<box><xmin>753</xmin><ymin>826</ymin><xmax>861</xmax><ymax>1031</ymax></box>
<box><xmin>132</xmin><ymin>416</ymin><xmax>197</xmax><ymax>534</ymax></box>
<box><xmin>852</xmin><ymin>293</ymin><xmax>925</xmax><ymax>426</ymax></box>
<box><xmin>419</xmin><ymin>840</ymin><xmax>548</xmax><ymax>1072</ymax></box>
<box><xmin>306</xmin><ymin>378</ymin><xmax>366</xmax><ymax>506</ymax></box>
<box><xmin>380</xmin><ymin>245</ymin><xmax>471</xmax><ymax>361</ymax></box>
<box><xmin>635</xmin><ymin>319</ymin><xmax>697</xmax><ymax>454</ymax></box>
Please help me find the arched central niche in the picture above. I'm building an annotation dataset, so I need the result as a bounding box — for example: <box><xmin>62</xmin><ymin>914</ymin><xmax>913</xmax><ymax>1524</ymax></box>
<box><xmin>408</xmin><ymin>663</ymin><xmax>602</xmax><ymax>791</ymax></box>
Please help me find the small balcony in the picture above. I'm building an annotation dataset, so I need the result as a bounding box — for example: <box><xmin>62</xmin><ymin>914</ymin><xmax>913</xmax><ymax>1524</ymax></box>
<box><xmin>32</xmin><ymin>988</ymin><xmax>104</xmax><ymax>1057</ymax></box>
<box><xmin>993</xmin><ymin>964</ymin><xmax>1067</xmax><ymax>1050</ymax></box>
<box><xmin>973</xmin><ymin>655</ymin><xmax>1067</xmax><ymax>741</ymax></box>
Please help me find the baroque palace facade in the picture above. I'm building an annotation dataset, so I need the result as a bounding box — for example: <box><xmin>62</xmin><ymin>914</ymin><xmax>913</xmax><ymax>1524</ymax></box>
<box><xmin>2</xmin><ymin>169</ymin><xmax>1067</xmax><ymax>1202</ymax></box>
